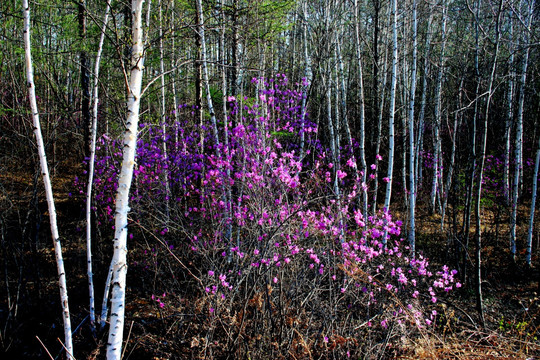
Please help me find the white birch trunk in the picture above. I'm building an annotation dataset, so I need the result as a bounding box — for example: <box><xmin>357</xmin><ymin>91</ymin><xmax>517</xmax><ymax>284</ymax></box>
<box><xmin>408</xmin><ymin>0</ymin><xmax>418</xmax><ymax>256</ymax></box>
<box><xmin>196</xmin><ymin>0</ymin><xmax>220</xmax><ymax>154</ymax></box>
<box><xmin>510</xmin><ymin>0</ymin><xmax>534</xmax><ymax>260</ymax></box>
<box><xmin>87</xmin><ymin>0</ymin><xmax>111</xmax><ymax>333</ymax></box>
<box><xmin>372</xmin><ymin>19</ymin><xmax>390</xmax><ymax>213</ymax></box>
<box><xmin>299</xmin><ymin>2</ymin><xmax>311</xmax><ymax>159</ymax></box>
<box><xmin>171</xmin><ymin>1</ymin><xmax>179</xmax><ymax>145</ymax></box>
<box><xmin>354</xmin><ymin>0</ymin><xmax>368</xmax><ymax>216</ymax></box>
<box><xmin>22</xmin><ymin>0</ymin><xmax>73</xmax><ymax>357</ymax></box>
<box><xmin>431</xmin><ymin>1</ymin><xmax>447</xmax><ymax>214</ymax></box>
<box><xmin>383</xmin><ymin>0</ymin><xmax>398</xmax><ymax>225</ymax></box>
<box><xmin>159</xmin><ymin>0</ymin><xmax>170</xmax><ymax>219</ymax></box>
<box><xmin>415</xmin><ymin>12</ymin><xmax>433</xmax><ymax>195</ymax></box>
<box><xmin>401</xmin><ymin>58</ymin><xmax>409</xmax><ymax>207</ymax></box>
<box><xmin>100</xmin><ymin>260</ymin><xmax>114</xmax><ymax>330</ymax></box>
<box><xmin>441</xmin><ymin>77</ymin><xmax>463</xmax><ymax>230</ymax></box>
<box><xmin>527</xmin><ymin>136</ymin><xmax>540</xmax><ymax>266</ymax></box>
<box><xmin>503</xmin><ymin>14</ymin><xmax>514</xmax><ymax>205</ymax></box>
<box><xmin>475</xmin><ymin>0</ymin><xmax>502</xmax><ymax>326</ymax></box>
<box><xmin>106</xmin><ymin>0</ymin><xmax>146</xmax><ymax>357</ymax></box>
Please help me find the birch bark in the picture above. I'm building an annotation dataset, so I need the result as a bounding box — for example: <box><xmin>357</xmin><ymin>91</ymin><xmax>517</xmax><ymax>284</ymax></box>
<box><xmin>474</xmin><ymin>0</ymin><xmax>502</xmax><ymax>327</ymax></box>
<box><xmin>159</xmin><ymin>0</ymin><xmax>170</xmax><ymax>219</ymax></box>
<box><xmin>408</xmin><ymin>0</ymin><xmax>418</xmax><ymax>256</ymax></box>
<box><xmin>431</xmin><ymin>1</ymin><xmax>448</xmax><ymax>214</ymax></box>
<box><xmin>106</xmin><ymin>0</ymin><xmax>146</xmax><ymax>357</ymax></box>
<box><xmin>504</xmin><ymin>14</ymin><xmax>514</xmax><ymax>205</ymax></box>
<box><xmin>87</xmin><ymin>0</ymin><xmax>111</xmax><ymax>333</ymax></box>
<box><xmin>22</xmin><ymin>0</ymin><xmax>73</xmax><ymax>357</ymax></box>
<box><xmin>354</xmin><ymin>0</ymin><xmax>368</xmax><ymax>217</ymax></box>
<box><xmin>415</xmin><ymin>11</ymin><xmax>434</xmax><ymax>195</ymax></box>
<box><xmin>383</xmin><ymin>0</ymin><xmax>398</xmax><ymax>226</ymax></box>
<box><xmin>196</xmin><ymin>0</ymin><xmax>220</xmax><ymax>155</ymax></box>
<box><xmin>527</xmin><ymin>135</ymin><xmax>540</xmax><ymax>267</ymax></box>
<box><xmin>522</xmin><ymin>0</ymin><xmax>536</xmax><ymax>266</ymax></box>
<box><xmin>510</xmin><ymin>0</ymin><xmax>534</xmax><ymax>261</ymax></box>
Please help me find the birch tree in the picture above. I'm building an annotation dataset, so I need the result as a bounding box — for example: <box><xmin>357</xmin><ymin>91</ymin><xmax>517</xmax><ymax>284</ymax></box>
<box><xmin>415</xmin><ymin>11</ymin><xmax>433</xmax><ymax>193</ymax></box>
<box><xmin>22</xmin><ymin>0</ymin><xmax>73</xmax><ymax>357</ymax></box>
<box><xmin>430</xmin><ymin>0</ymin><xmax>448</xmax><ymax>214</ymax></box>
<box><xmin>408</xmin><ymin>0</ymin><xmax>418</xmax><ymax>256</ymax></box>
<box><xmin>79</xmin><ymin>0</ymin><xmax>91</xmax><ymax>158</ymax></box>
<box><xmin>196</xmin><ymin>0</ymin><xmax>220</xmax><ymax>155</ymax></box>
<box><xmin>510</xmin><ymin>0</ymin><xmax>534</xmax><ymax>261</ymax></box>
<box><xmin>107</xmin><ymin>0</ymin><xmax>147</xmax><ymax>357</ymax></box>
<box><xmin>382</xmin><ymin>0</ymin><xmax>398</xmax><ymax>231</ymax></box>
<box><xmin>371</xmin><ymin>6</ymin><xmax>390</xmax><ymax>213</ymax></box>
<box><xmin>159</xmin><ymin>0</ymin><xmax>171</xmax><ymax>219</ymax></box>
<box><xmin>503</xmin><ymin>13</ymin><xmax>514</xmax><ymax>205</ymax></box>
<box><xmin>527</xmin><ymin>134</ymin><xmax>540</xmax><ymax>267</ymax></box>
<box><xmin>86</xmin><ymin>0</ymin><xmax>111</xmax><ymax>334</ymax></box>
<box><xmin>354</xmin><ymin>0</ymin><xmax>368</xmax><ymax>217</ymax></box>
<box><xmin>474</xmin><ymin>0</ymin><xmax>503</xmax><ymax>326</ymax></box>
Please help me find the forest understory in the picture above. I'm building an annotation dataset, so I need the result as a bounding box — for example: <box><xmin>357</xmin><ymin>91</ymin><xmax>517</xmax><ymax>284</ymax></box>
<box><xmin>1</xmin><ymin>157</ymin><xmax>539</xmax><ymax>359</ymax></box>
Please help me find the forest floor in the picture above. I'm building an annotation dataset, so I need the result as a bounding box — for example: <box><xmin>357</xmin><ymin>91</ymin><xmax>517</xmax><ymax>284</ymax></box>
<box><xmin>1</xmin><ymin>161</ymin><xmax>540</xmax><ymax>359</ymax></box>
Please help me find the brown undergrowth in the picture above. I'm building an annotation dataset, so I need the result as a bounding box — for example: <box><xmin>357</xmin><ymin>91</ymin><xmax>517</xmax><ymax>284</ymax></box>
<box><xmin>1</xmin><ymin>154</ymin><xmax>539</xmax><ymax>359</ymax></box>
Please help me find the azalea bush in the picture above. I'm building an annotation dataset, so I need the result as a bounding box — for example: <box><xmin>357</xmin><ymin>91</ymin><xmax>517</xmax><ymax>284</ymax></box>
<box><xmin>76</xmin><ymin>75</ymin><xmax>460</xmax><ymax>358</ymax></box>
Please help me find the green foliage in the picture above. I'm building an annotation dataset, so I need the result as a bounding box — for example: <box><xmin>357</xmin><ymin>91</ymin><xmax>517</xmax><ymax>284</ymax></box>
<box><xmin>270</xmin><ymin>130</ymin><xmax>294</xmax><ymax>139</ymax></box>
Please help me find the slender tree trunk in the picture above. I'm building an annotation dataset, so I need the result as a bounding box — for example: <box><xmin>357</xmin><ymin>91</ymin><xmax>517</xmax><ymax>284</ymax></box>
<box><xmin>415</xmin><ymin>12</ymin><xmax>433</xmax><ymax>196</ymax></box>
<box><xmin>299</xmin><ymin>2</ymin><xmax>310</xmax><ymax>159</ymax></box>
<box><xmin>372</xmin><ymin>0</ymin><xmax>380</xmax><ymax>128</ymax></box>
<box><xmin>431</xmin><ymin>0</ymin><xmax>447</xmax><ymax>214</ymax></box>
<box><xmin>527</xmin><ymin>135</ymin><xmax>540</xmax><ymax>267</ymax></box>
<box><xmin>401</xmin><ymin>59</ymin><xmax>408</xmax><ymax>208</ymax></box>
<box><xmin>523</xmin><ymin>0</ymin><xmax>536</xmax><ymax>267</ymax></box>
<box><xmin>22</xmin><ymin>0</ymin><xmax>73</xmax><ymax>357</ymax></box>
<box><xmin>408</xmin><ymin>0</ymin><xmax>418</xmax><ymax>256</ymax></box>
<box><xmin>383</xmin><ymin>0</ymin><xmax>398</xmax><ymax>228</ymax></box>
<box><xmin>474</xmin><ymin>0</ymin><xmax>502</xmax><ymax>327</ymax></box>
<box><xmin>372</xmin><ymin>15</ymin><xmax>389</xmax><ymax>213</ymax></box>
<box><xmin>87</xmin><ymin>0</ymin><xmax>111</xmax><ymax>334</ymax></box>
<box><xmin>79</xmin><ymin>0</ymin><xmax>92</xmax><ymax>159</ymax></box>
<box><xmin>441</xmin><ymin>77</ymin><xmax>464</xmax><ymax>230</ymax></box>
<box><xmin>503</xmin><ymin>14</ymin><xmax>514</xmax><ymax>205</ymax></box>
<box><xmin>354</xmin><ymin>0</ymin><xmax>368</xmax><ymax>216</ymax></box>
<box><xmin>159</xmin><ymin>0</ymin><xmax>170</xmax><ymax>219</ymax></box>
<box><xmin>106</xmin><ymin>1</ymin><xmax>147</xmax><ymax>357</ymax></box>
<box><xmin>462</xmin><ymin>2</ymin><xmax>482</xmax><ymax>286</ymax></box>
<box><xmin>196</xmin><ymin>0</ymin><xmax>220</xmax><ymax>155</ymax></box>
<box><xmin>231</xmin><ymin>0</ymin><xmax>240</xmax><ymax>96</ymax></box>
<box><xmin>510</xmin><ymin>0</ymin><xmax>534</xmax><ymax>261</ymax></box>
<box><xmin>336</xmin><ymin>40</ymin><xmax>352</xmax><ymax>152</ymax></box>
<box><xmin>195</xmin><ymin>10</ymin><xmax>204</xmax><ymax>151</ymax></box>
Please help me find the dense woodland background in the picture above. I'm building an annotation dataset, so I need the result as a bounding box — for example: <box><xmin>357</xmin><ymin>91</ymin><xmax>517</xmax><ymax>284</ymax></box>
<box><xmin>1</xmin><ymin>0</ymin><xmax>539</xmax><ymax>358</ymax></box>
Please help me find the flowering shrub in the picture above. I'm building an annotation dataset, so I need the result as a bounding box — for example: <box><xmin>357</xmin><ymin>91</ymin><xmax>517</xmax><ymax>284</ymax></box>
<box><xmin>76</xmin><ymin>74</ymin><xmax>460</xmax><ymax>358</ymax></box>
